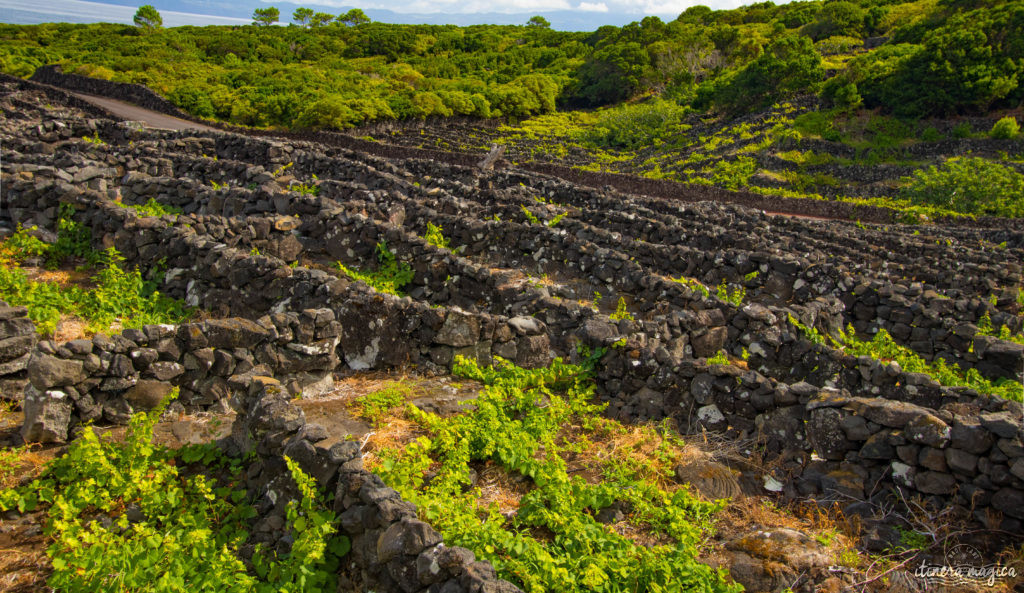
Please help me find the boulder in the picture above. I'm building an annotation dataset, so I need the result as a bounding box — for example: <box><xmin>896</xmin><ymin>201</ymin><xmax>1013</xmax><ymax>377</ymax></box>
<box><xmin>435</xmin><ymin>310</ymin><xmax>480</xmax><ymax>348</ymax></box>
<box><xmin>691</xmin><ymin>327</ymin><xmax>727</xmax><ymax>358</ymax></box>
<box><xmin>124</xmin><ymin>380</ymin><xmax>175</xmax><ymax>410</ymax></box>
<box><xmin>723</xmin><ymin>529</ymin><xmax>831</xmax><ymax>593</ymax></box>
<box><xmin>20</xmin><ymin>385</ymin><xmax>73</xmax><ymax>443</ymax></box>
<box><xmin>27</xmin><ymin>353</ymin><xmax>86</xmax><ymax>389</ymax></box>
<box><xmin>203</xmin><ymin>318</ymin><xmax>272</xmax><ymax>349</ymax></box>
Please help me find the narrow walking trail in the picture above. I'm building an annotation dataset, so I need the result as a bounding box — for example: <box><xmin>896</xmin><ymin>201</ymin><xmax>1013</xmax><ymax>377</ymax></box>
<box><xmin>71</xmin><ymin>92</ymin><xmax>216</xmax><ymax>131</ymax></box>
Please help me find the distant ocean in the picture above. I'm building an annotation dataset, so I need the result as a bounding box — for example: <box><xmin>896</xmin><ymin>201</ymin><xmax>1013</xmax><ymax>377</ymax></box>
<box><xmin>0</xmin><ymin>0</ymin><xmax>251</xmax><ymax>26</ymax></box>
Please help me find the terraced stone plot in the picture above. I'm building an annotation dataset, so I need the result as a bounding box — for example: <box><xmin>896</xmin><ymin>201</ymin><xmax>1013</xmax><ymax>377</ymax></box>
<box><xmin>1</xmin><ymin>78</ymin><xmax>1023</xmax><ymax>593</ymax></box>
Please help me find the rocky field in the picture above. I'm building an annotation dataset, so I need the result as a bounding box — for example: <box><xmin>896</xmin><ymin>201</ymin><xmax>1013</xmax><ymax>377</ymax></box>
<box><xmin>0</xmin><ymin>76</ymin><xmax>1022</xmax><ymax>592</ymax></box>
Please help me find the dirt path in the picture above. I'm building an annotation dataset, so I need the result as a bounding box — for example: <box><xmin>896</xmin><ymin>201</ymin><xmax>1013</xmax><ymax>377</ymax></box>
<box><xmin>70</xmin><ymin>92</ymin><xmax>216</xmax><ymax>131</ymax></box>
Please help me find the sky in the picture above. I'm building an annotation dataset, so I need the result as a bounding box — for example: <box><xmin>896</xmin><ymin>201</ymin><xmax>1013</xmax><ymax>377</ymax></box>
<box><xmin>0</xmin><ymin>0</ymin><xmax>764</xmax><ymax>30</ymax></box>
<box><xmin>0</xmin><ymin>0</ymin><xmax>250</xmax><ymax>26</ymax></box>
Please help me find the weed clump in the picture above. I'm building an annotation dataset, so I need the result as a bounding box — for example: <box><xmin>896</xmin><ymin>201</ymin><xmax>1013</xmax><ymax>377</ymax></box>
<box><xmin>335</xmin><ymin>241</ymin><xmax>414</xmax><ymax>296</ymax></box>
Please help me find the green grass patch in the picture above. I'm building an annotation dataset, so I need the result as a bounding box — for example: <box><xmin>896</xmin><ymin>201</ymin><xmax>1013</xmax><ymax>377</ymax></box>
<box><xmin>354</xmin><ymin>382</ymin><xmax>415</xmax><ymax>425</ymax></box>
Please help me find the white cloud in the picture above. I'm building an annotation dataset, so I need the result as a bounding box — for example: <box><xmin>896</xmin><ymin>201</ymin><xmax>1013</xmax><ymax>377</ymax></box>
<box><xmin>578</xmin><ymin>2</ymin><xmax>609</xmax><ymax>12</ymax></box>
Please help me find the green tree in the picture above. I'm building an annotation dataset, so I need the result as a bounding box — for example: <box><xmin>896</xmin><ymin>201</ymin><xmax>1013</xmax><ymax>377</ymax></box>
<box><xmin>527</xmin><ymin>15</ymin><xmax>550</xmax><ymax>28</ymax></box>
<box><xmin>293</xmin><ymin>7</ymin><xmax>314</xmax><ymax>26</ymax></box>
<box><xmin>572</xmin><ymin>41</ymin><xmax>651</xmax><ymax>106</ymax></box>
<box><xmin>850</xmin><ymin>4</ymin><xmax>1024</xmax><ymax>117</ymax></box>
<box><xmin>337</xmin><ymin>8</ymin><xmax>370</xmax><ymax>26</ymax></box>
<box><xmin>713</xmin><ymin>34</ymin><xmax>823</xmax><ymax>113</ymax></box>
<box><xmin>252</xmin><ymin>6</ymin><xmax>279</xmax><ymax>26</ymax></box>
<box><xmin>310</xmin><ymin>12</ymin><xmax>334</xmax><ymax>27</ymax></box>
<box><xmin>133</xmin><ymin>5</ymin><xmax>162</xmax><ymax>31</ymax></box>
<box><xmin>805</xmin><ymin>1</ymin><xmax>864</xmax><ymax>39</ymax></box>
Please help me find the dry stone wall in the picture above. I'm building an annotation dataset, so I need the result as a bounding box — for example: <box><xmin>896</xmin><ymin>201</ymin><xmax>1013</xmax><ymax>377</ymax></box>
<box><xmin>0</xmin><ymin>301</ymin><xmax>36</xmax><ymax>398</ymax></box>
<box><xmin>231</xmin><ymin>374</ymin><xmax>522</xmax><ymax>593</ymax></box>
<box><xmin>19</xmin><ymin>310</ymin><xmax>521</xmax><ymax>593</ymax></box>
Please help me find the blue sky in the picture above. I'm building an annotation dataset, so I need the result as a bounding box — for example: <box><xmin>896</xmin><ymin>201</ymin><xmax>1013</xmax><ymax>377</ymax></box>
<box><xmin>0</xmin><ymin>0</ymin><xmax>250</xmax><ymax>26</ymax></box>
<box><xmin>0</xmin><ymin>0</ymin><xmax>763</xmax><ymax>30</ymax></box>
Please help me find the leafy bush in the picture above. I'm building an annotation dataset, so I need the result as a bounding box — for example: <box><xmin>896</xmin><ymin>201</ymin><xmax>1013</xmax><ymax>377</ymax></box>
<box><xmin>0</xmin><ymin>218</ymin><xmax>189</xmax><ymax>335</ymax></box>
<box><xmin>0</xmin><ymin>392</ymin><xmax>349</xmax><ymax>591</ymax></box>
<box><xmin>793</xmin><ymin>111</ymin><xmax>842</xmax><ymax>141</ymax></box>
<box><xmin>789</xmin><ymin>317</ymin><xmax>1022</xmax><ymax>401</ymax></box>
<box><xmin>672</xmin><ymin>276</ymin><xmax>710</xmax><ymax>299</ymax></box>
<box><xmin>707</xmin><ymin>350</ymin><xmax>730</xmax><ymax>365</ymax></box>
<box><xmin>335</xmin><ymin>241</ymin><xmax>414</xmax><ymax>296</ymax></box>
<box><xmin>423</xmin><ymin>222</ymin><xmax>450</xmax><ymax>249</ymax></box>
<box><xmin>952</xmin><ymin>122</ymin><xmax>974</xmax><ymax>138</ymax></box>
<box><xmin>609</xmin><ymin>296</ymin><xmax>634</xmax><ymax>320</ymax></box>
<box><xmin>581</xmin><ymin>99</ymin><xmax>689</xmax><ymax>149</ymax></box>
<box><xmin>372</xmin><ymin>355</ymin><xmax>740</xmax><ymax>593</ymax></box>
<box><xmin>920</xmin><ymin>125</ymin><xmax>942</xmax><ymax>142</ymax></box>
<box><xmin>990</xmin><ymin>116</ymin><xmax>1020</xmax><ymax>139</ymax></box>
<box><xmin>707</xmin><ymin>157</ymin><xmax>757</xmax><ymax>191</ymax></box>
<box><xmin>48</xmin><ymin>204</ymin><xmax>94</xmax><ymax>268</ymax></box>
<box><xmin>121</xmin><ymin>198</ymin><xmax>182</xmax><ymax>217</ymax></box>
<box><xmin>520</xmin><ymin>205</ymin><xmax>541</xmax><ymax>225</ymax></box>
<box><xmin>0</xmin><ymin>225</ymin><xmax>49</xmax><ymax>262</ymax></box>
<box><xmin>838</xmin><ymin>327</ymin><xmax>1022</xmax><ymax>401</ymax></box>
<box><xmin>0</xmin><ymin>247</ymin><xmax>191</xmax><ymax>335</ymax></box>
<box><xmin>900</xmin><ymin>157</ymin><xmax>1024</xmax><ymax>217</ymax></box>
<box><xmin>716</xmin><ymin>281</ymin><xmax>746</xmax><ymax>306</ymax></box>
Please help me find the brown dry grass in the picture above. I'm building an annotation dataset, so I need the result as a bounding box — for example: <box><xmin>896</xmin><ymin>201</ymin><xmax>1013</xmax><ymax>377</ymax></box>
<box><xmin>0</xmin><ymin>521</ymin><xmax>51</xmax><ymax>593</ymax></box>
<box><xmin>19</xmin><ymin>265</ymin><xmax>93</xmax><ymax>290</ymax></box>
<box><xmin>557</xmin><ymin>418</ymin><xmax>696</xmax><ymax>491</ymax></box>
<box><xmin>0</xmin><ymin>447</ymin><xmax>55</xmax><ymax>492</ymax></box>
<box><xmin>345</xmin><ymin>372</ymin><xmax>480</xmax><ymax>469</ymax></box>
<box><xmin>333</xmin><ymin>373</ymin><xmax>420</xmax><ymax>401</ymax></box>
<box><xmin>0</xmin><ymin>407</ymin><xmax>54</xmax><ymax>593</ymax></box>
<box><xmin>51</xmin><ymin>317</ymin><xmax>91</xmax><ymax>344</ymax></box>
<box><xmin>474</xmin><ymin>461</ymin><xmax>531</xmax><ymax>515</ymax></box>
<box><xmin>361</xmin><ymin>416</ymin><xmax>423</xmax><ymax>463</ymax></box>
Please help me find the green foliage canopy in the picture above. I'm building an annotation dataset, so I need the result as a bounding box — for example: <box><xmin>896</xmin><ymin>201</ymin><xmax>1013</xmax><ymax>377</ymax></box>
<box><xmin>900</xmin><ymin>157</ymin><xmax>1024</xmax><ymax>217</ymax></box>
<box><xmin>1</xmin><ymin>0</ymin><xmax>1022</xmax><ymax>126</ymax></box>
<box><xmin>133</xmin><ymin>5</ymin><xmax>162</xmax><ymax>31</ymax></box>
<box><xmin>252</xmin><ymin>7</ymin><xmax>279</xmax><ymax>26</ymax></box>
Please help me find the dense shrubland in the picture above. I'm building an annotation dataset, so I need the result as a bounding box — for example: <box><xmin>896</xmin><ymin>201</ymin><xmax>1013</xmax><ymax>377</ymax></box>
<box><xmin>1</xmin><ymin>0</ymin><xmax>1021</xmax><ymax>127</ymax></box>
